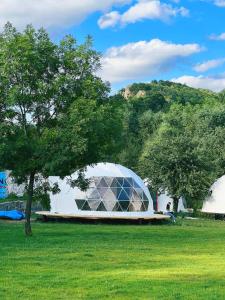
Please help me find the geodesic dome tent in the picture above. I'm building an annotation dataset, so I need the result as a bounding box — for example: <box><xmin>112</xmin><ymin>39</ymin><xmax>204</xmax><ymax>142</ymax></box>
<box><xmin>157</xmin><ymin>193</ymin><xmax>187</xmax><ymax>212</ymax></box>
<box><xmin>202</xmin><ymin>175</ymin><xmax>225</xmax><ymax>214</ymax></box>
<box><xmin>49</xmin><ymin>163</ymin><xmax>154</xmax><ymax>216</ymax></box>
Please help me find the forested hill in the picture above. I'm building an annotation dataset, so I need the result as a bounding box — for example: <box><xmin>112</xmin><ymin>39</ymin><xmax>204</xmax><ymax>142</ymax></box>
<box><xmin>120</xmin><ymin>80</ymin><xmax>221</xmax><ymax>104</ymax></box>
<box><xmin>113</xmin><ymin>80</ymin><xmax>225</xmax><ymax>210</ymax></box>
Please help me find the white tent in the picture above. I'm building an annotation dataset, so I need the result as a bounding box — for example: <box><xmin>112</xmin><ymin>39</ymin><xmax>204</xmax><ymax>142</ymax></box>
<box><xmin>202</xmin><ymin>175</ymin><xmax>225</xmax><ymax>214</ymax></box>
<box><xmin>48</xmin><ymin>162</ymin><xmax>155</xmax><ymax>218</ymax></box>
<box><xmin>157</xmin><ymin>193</ymin><xmax>186</xmax><ymax>212</ymax></box>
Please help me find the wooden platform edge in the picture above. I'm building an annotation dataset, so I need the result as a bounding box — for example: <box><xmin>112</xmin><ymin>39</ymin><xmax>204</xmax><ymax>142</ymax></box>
<box><xmin>35</xmin><ymin>211</ymin><xmax>170</xmax><ymax>221</ymax></box>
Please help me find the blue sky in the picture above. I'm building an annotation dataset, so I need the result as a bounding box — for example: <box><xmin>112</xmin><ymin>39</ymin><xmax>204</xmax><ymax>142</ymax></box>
<box><xmin>1</xmin><ymin>0</ymin><xmax>225</xmax><ymax>92</ymax></box>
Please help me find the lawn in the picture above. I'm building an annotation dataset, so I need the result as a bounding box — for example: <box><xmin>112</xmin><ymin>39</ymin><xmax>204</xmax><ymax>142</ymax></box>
<box><xmin>1</xmin><ymin>219</ymin><xmax>225</xmax><ymax>300</ymax></box>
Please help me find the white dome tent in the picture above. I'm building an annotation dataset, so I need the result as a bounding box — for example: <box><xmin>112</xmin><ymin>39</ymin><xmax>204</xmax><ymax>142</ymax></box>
<box><xmin>157</xmin><ymin>193</ymin><xmax>187</xmax><ymax>213</ymax></box>
<box><xmin>202</xmin><ymin>175</ymin><xmax>225</xmax><ymax>214</ymax></box>
<box><xmin>36</xmin><ymin>163</ymin><xmax>169</xmax><ymax>221</ymax></box>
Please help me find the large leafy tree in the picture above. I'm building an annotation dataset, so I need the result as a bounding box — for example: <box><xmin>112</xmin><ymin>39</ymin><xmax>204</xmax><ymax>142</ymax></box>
<box><xmin>139</xmin><ymin>103</ymin><xmax>223</xmax><ymax>212</ymax></box>
<box><xmin>0</xmin><ymin>23</ymin><xmax>123</xmax><ymax>235</ymax></box>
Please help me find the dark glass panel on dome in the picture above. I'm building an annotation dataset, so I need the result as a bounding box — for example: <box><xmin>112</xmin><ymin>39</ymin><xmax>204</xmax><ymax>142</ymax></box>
<box><xmin>123</xmin><ymin>178</ymin><xmax>132</xmax><ymax>188</ymax></box>
<box><xmin>117</xmin><ymin>178</ymin><xmax>124</xmax><ymax>187</ymax></box>
<box><xmin>133</xmin><ymin>180</ymin><xmax>141</xmax><ymax>188</ymax></box>
<box><xmin>126</xmin><ymin>177</ymin><xmax>133</xmax><ymax>187</ymax></box>
<box><xmin>97</xmin><ymin>202</ymin><xmax>107</xmax><ymax>211</ymax></box>
<box><xmin>111</xmin><ymin>178</ymin><xmax>120</xmax><ymax>188</ymax></box>
<box><xmin>119</xmin><ymin>200</ymin><xmax>130</xmax><ymax>211</ymax></box>
<box><xmin>123</xmin><ymin>187</ymin><xmax>132</xmax><ymax>198</ymax></box>
<box><xmin>118</xmin><ymin>188</ymin><xmax>130</xmax><ymax>201</ymax></box>
<box><xmin>82</xmin><ymin>201</ymin><xmax>91</xmax><ymax>211</ymax></box>
<box><xmin>75</xmin><ymin>199</ymin><xmax>86</xmax><ymax>209</ymax></box>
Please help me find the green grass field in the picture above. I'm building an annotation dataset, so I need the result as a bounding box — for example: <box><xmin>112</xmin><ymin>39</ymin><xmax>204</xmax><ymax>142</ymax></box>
<box><xmin>1</xmin><ymin>219</ymin><xmax>225</xmax><ymax>300</ymax></box>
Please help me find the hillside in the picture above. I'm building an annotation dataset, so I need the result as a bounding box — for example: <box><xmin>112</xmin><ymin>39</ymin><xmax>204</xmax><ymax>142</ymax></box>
<box><xmin>120</xmin><ymin>80</ymin><xmax>220</xmax><ymax>104</ymax></box>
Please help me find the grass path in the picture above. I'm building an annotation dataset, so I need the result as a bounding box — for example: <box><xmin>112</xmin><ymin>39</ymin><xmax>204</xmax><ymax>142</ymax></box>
<box><xmin>1</xmin><ymin>219</ymin><xmax>225</xmax><ymax>299</ymax></box>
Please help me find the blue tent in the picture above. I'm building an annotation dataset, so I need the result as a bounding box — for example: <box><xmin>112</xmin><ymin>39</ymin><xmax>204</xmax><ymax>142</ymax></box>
<box><xmin>0</xmin><ymin>210</ymin><xmax>25</xmax><ymax>220</ymax></box>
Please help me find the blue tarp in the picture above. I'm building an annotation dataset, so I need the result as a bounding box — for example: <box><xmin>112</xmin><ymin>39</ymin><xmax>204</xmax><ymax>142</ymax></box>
<box><xmin>0</xmin><ymin>210</ymin><xmax>25</xmax><ymax>220</ymax></box>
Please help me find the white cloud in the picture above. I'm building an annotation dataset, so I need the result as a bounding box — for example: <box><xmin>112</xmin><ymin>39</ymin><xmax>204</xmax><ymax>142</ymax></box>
<box><xmin>172</xmin><ymin>75</ymin><xmax>225</xmax><ymax>92</ymax></box>
<box><xmin>209</xmin><ymin>32</ymin><xmax>225</xmax><ymax>40</ymax></box>
<box><xmin>99</xmin><ymin>39</ymin><xmax>202</xmax><ymax>83</ymax></box>
<box><xmin>0</xmin><ymin>0</ymin><xmax>131</xmax><ymax>29</ymax></box>
<box><xmin>98</xmin><ymin>0</ymin><xmax>189</xmax><ymax>29</ymax></box>
<box><xmin>213</xmin><ymin>0</ymin><xmax>225</xmax><ymax>7</ymax></box>
<box><xmin>194</xmin><ymin>58</ymin><xmax>225</xmax><ymax>72</ymax></box>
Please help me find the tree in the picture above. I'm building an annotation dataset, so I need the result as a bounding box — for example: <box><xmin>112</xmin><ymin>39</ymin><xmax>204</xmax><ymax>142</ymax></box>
<box><xmin>0</xmin><ymin>23</ymin><xmax>123</xmax><ymax>235</ymax></box>
<box><xmin>139</xmin><ymin>104</ymin><xmax>219</xmax><ymax>212</ymax></box>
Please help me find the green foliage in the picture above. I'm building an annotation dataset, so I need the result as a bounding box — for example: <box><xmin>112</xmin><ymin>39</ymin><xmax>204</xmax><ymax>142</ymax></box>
<box><xmin>127</xmin><ymin>80</ymin><xmax>219</xmax><ymax>104</ymax></box>
<box><xmin>140</xmin><ymin>102</ymin><xmax>225</xmax><ymax>210</ymax></box>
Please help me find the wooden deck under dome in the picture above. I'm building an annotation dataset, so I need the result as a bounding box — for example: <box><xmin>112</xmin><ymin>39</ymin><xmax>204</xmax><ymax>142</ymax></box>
<box><xmin>35</xmin><ymin>211</ymin><xmax>170</xmax><ymax>221</ymax></box>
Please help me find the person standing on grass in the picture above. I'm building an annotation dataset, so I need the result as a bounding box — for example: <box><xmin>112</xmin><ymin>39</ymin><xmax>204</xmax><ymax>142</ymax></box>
<box><xmin>165</xmin><ymin>201</ymin><xmax>176</xmax><ymax>222</ymax></box>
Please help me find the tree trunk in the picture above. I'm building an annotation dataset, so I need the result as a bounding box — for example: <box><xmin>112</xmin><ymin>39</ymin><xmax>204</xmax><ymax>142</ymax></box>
<box><xmin>173</xmin><ymin>196</ymin><xmax>179</xmax><ymax>213</ymax></box>
<box><xmin>25</xmin><ymin>172</ymin><xmax>35</xmax><ymax>236</ymax></box>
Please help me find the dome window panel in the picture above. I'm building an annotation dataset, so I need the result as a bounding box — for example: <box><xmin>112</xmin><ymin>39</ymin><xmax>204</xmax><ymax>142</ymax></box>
<box><xmin>96</xmin><ymin>201</ymin><xmax>107</xmax><ymax>211</ymax></box>
<box><xmin>111</xmin><ymin>187</ymin><xmax>121</xmax><ymax>198</ymax></box>
<box><xmin>134</xmin><ymin>188</ymin><xmax>144</xmax><ymax>199</ymax></box>
<box><xmin>81</xmin><ymin>201</ymin><xmax>91</xmax><ymax>211</ymax></box>
<box><xmin>97</xmin><ymin>187</ymin><xmax>108</xmax><ymax>198</ymax></box>
<box><xmin>75</xmin><ymin>199</ymin><xmax>86</xmax><ymax>210</ymax></box>
<box><xmin>97</xmin><ymin>177</ymin><xmax>108</xmax><ymax>188</ymax></box>
<box><xmin>123</xmin><ymin>178</ymin><xmax>132</xmax><ymax>188</ymax></box>
<box><xmin>126</xmin><ymin>177</ymin><xmax>133</xmax><ymax>187</ymax></box>
<box><xmin>131</xmin><ymin>200</ymin><xmax>142</xmax><ymax>211</ymax></box>
<box><xmin>86</xmin><ymin>188</ymin><xmax>101</xmax><ymax>200</ymax></box>
<box><xmin>128</xmin><ymin>202</ymin><xmax>135</xmax><ymax>212</ymax></box>
<box><xmin>112</xmin><ymin>202</ymin><xmax>123</xmax><ymax>212</ymax></box>
<box><xmin>117</xmin><ymin>178</ymin><xmax>124</xmax><ymax>187</ymax></box>
<box><xmin>133</xmin><ymin>180</ymin><xmax>141</xmax><ymax>188</ymax></box>
<box><xmin>119</xmin><ymin>200</ymin><xmax>130</xmax><ymax>211</ymax></box>
<box><xmin>87</xmin><ymin>199</ymin><xmax>102</xmax><ymax>210</ymax></box>
<box><xmin>118</xmin><ymin>188</ymin><xmax>130</xmax><ymax>201</ymax></box>
<box><xmin>123</xmin><ymin>187</ymin><xmax>132</xmax><ymax>198</ymax></box>
<box><xmin>102</xmin><ymin>198</ymin><xmax>117</xmax><ymax>211</ymax></box>
<box><xmin>104</xmin><ymin>177</ymin><xmax>114</xmax><ymax>187</ymax></box>
<box><xmin>132</xmin><ymin>190</ymin><xmax>141</xmax><ymax>201</ymax></box>
<box><xmin>110</xmin><ymin>178</ymin><xmax>120</xmax><ymax>188</ymax></box>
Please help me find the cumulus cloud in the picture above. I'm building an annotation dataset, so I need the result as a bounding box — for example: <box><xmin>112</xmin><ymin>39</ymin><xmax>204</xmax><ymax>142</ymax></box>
<box><xmin>209</xmin><ymin>32</ymin><xmax>225</xmax><ymax>40</ymax></box>
<box><xmin>193</xmin><ymin>58</ymin><xmax>225</xmax><ymax>72</ymax></box>
<box><xmin>172</xmin><ymin>75</ymin><xmax>225</xmax><ymax>92</ymax></box>
<box><xmin>98</xmin><ymin>0</ymin><xmax>189</xmax><ymax>29</ymax></box>
<box><xmin>99</xmin><ymin>39</ymin><xmax>202</xmax><ymax>83</ymax></box>
<box><xmin>0</xmin><ymin>0</ymin><xmax>131</xmax><ymax>29</ymax></box>
<box><xmin>213</xmin><ymin>0</ymin><xmax>225</xmax><ymax>7</ymax></box>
